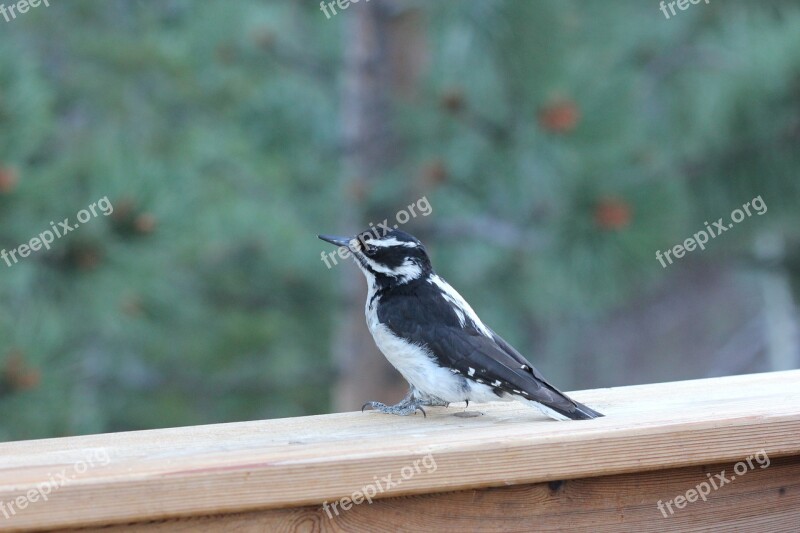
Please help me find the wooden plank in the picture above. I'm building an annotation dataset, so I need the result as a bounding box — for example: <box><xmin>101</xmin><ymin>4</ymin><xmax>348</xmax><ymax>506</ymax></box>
<box><xmin>71</xmin><ymin>455</ymin><xmax>800</xmax><ymax>532</ymax></box>
<box><xmin>1</xmin><ymin>370</ymin><xmax>799</xmax><ymax>530</ymax></box>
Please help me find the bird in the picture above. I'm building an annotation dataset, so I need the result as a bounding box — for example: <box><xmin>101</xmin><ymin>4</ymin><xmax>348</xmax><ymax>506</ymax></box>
<box><xmin>318</xmin><ymin>229</ymin><xmax>603</xmax><ymax>421</ymax></box>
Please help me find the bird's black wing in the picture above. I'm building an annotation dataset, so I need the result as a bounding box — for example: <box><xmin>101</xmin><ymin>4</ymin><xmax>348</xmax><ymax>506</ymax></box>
<box><xmin>378</xmin><ymin>287</ymin><xmax>602</xmax><ymax>420</ymax></box>
<box><xmin>483</xmin><ymin>328</ymin><xmax>603</xmax><ymax>419</ymax></box>
<box><xmin>437</xmin><ymin>326</ymin><xmax>600</xmax><ymax>419</ymax></box>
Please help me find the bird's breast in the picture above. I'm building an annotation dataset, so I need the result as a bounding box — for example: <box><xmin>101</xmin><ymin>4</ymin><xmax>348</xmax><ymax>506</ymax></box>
<box><xmin>363</xmin><ymin>295</ymin><xmax>471</xmax><ymax>402</ymax></box>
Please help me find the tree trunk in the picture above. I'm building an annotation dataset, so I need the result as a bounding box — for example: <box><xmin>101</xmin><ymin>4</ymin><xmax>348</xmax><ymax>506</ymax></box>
<box><xmin>333</xmin><ymin>2</ymin><xmax>404</xmax><ymax>411</ymax></box>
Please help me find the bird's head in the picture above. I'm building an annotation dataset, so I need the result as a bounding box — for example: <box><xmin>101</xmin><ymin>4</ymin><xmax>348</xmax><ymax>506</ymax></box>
<box><xmin>319</xmin><ymin>229</ymin><xmax>431</xmax><ymax>285</ymax></box>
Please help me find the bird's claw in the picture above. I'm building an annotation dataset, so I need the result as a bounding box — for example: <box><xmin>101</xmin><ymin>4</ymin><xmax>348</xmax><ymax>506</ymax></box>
<box><xmin>361</xmin><ymin>400</ymin><xmax>426</xmax><ymax>417</ymax></box>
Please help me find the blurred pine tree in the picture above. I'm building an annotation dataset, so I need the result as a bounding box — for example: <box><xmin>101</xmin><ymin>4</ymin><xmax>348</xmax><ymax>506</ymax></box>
<box><xmin>0</xmin><ymin>0</ymin><xmax>798</xmax><ymax>440</ymax></box>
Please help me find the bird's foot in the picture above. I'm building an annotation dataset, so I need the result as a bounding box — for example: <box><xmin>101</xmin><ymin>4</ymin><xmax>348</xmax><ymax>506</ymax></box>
<box><xmin>417</xmin><ymin>394</ymin><xmax>449</xmax><ymax>407</ymax></box>
<box><xmin>361</xmin><ymin>400</ymin><xmax>426</xmax><ymax>417</ymax></box>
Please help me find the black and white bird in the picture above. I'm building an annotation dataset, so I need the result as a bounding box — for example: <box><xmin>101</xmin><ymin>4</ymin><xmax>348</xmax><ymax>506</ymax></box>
<box><xmin>319</xmin><ymin>229</ymin><xmax>603</xmax><ymax>421</ymax></box>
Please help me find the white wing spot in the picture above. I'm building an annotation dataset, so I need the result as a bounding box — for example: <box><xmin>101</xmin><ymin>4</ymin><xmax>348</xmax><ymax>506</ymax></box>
<box><xmin>492</xmin><ymin>380</ymin><xmax>501</xmax><ymax>387</ymax></box>
<box><xmin>451</xmin><ymin>307</ymin><xmax>466</xmax><ymax>326</ymax></box>
<box><xmin>468</xmin><ymin>367</ymin><xmax>475</xmax><ymax>377</ymax></box>
<box><xmin>428</xmin><ymin>275</ymin><xmax>493</xmax><ymax>337</ymax></box>
<box><xmin>450</xmin><ymin>368</ymin><xmax>460</xmax><ymax>374</ymax></box>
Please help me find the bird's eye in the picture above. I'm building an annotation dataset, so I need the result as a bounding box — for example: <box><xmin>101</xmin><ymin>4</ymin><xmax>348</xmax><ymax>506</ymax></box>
<box><xmin>358</xmin><ymin>233</ymin><xmax>377</xmax><ymax>255</ymax></box>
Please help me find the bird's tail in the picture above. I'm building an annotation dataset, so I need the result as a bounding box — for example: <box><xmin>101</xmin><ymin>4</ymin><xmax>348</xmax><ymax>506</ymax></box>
<box><xmin>525</xmin><ymin>397</ymin><xmax>604</xmax><ymax>421</ymax></box>
<box><xmin>570</xmin><ymin>400</ymin><xmax>604</xmax><ymax>420</ymax></box>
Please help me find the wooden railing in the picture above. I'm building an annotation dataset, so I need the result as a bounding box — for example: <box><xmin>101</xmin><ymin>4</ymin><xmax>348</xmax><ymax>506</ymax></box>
<box><xmin>1</xmin><ymin>370</ymin><xmax>799</xmax><ymax>531</ymax></box>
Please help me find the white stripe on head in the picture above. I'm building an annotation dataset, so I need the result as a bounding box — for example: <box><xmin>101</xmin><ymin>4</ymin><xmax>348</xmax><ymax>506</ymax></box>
<box><xmin>348</xmin><ymin>236</ymin><xmax>416</xmax><ymax>252</ymax></box>
<box><xmin>358</xmin><ymin>255</ymin><xmax>423</xmax><ymax>283</ymax></box>
<box><xmin>368</xmin><ymin>237</ymin><xmax>419</xmax><ymax>249</ymax></box>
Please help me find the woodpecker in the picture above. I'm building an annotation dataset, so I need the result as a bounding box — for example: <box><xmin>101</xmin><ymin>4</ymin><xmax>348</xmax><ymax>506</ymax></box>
<box><xmin>319</xmin><ymin>229</ymin><xmax>603</xmax><ymax>421</ymax></box>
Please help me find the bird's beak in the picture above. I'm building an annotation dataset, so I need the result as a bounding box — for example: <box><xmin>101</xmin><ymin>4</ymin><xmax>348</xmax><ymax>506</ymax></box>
<box><xmin>318</xmin><ymin>234</ymin><xmax>352</xmax><ymax>248</ymax></box>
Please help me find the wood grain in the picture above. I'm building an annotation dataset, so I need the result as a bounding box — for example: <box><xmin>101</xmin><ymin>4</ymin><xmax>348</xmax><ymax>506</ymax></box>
<box><xmin>72</xmin><ymin>455</ymin><xmax>800</xmax><ymax>532</ymax></box>
<box><xmin>1</xmin><ymin>370</ymin><xmax>799</xmax><ymax>530</ymax></box>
